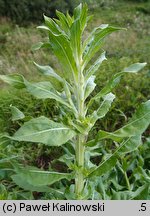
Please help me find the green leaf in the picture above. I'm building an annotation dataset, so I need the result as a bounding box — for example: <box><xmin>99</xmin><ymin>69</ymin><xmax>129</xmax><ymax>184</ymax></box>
<box><xmin>0</xmin><ymin>74</ymin><xmax>72</xmax><ymax>109</ymax></box>
<box><xmin>37</xmin><ymin>25</ymin><xmax>50</xmax><ymax>31</ymax></box>
<box><xmin>63</xmin><ymin>80</ymin><xmax>77</xmax><ymax>113</ymax></box>
<box><xmin>90</xmin><ymin>62</ymin><xmax>147</xmax><ymax>103</ymax></box>
<box><xmin>118</xmin><ymin>135</ymin><xmax>142</xmax><ymax>155</ymax></box>
<box><xmin>57</xmin><ymin>154</ymin><xmax>74</xmax><ymax>168</ymax></box>
<box><xmin>96</xmin><ymin>93</ymin><xmax>115</xmax><ymax>118</ymax></box>
<box><xmin>123</xmin><ymin>62</ymin><xmax>147</xmax><ymax>73</ymax></box>
<box><xmin>112</xmin><ymin>190</ymin><xmax>132</xmax><ymax>200</ymax></box>
<box><xmin>11</xmin><ymin>174</ymin><xmax>53</xmax><ymax>192</ymax></box>
<box><xmin>24</xmin><ymin>80</ymin><xmax>71</xmax><ymax>108</ymax></box>
<box><xmin>88</xmin><ymin>154</ymin><xmax>117</xmax><ymax>177</ymax></box>
<box><xmin>70</xmin><ymin>19</ymin><xmax>81</xmax><ymax>63</ymax></box>
<box><xmin>84</xmin><ymin>75</ymin><xmax>96</xmax><ymax>100</ymax></box>
<box><xmin>85</xmin><ymin>51</ymin><xmax>107</xmax><ymax>80</ymax></box>
<box><xmin>83</xmin><ymin>25</ymin><xmax>124</xmax><ymax>67</ymax></box>
<box><xmin>112</xmin><ymin>184</ymin><xmax>149</xmax><ymax>200</ymax></box>
<box><xmin>97</xmin><ymin>100</ymin><xmax>150</xmax><ymax>141</ymax></box>
<box><xmin>24</xmin><ymin>80</ymin><xmax>56</xmax><ymax>99</ymax></box>
<box><xmin>88</xmin><ymin>136</ymin><xmax>143</xmax><ymax>178</ymax></box>
<box><xmin>88</xmin><ymin>137</ymin><xmax>134</xmax><ymax>177</ymax></box>
<box><xmin>11</xmin><ymin>116</ymin><xmax>76</xmax><ymax>146</ymax></box>
<box><xmin>0</xmin><ymin>74</ymin><xmax>25</xmax><ymax>89</ymax></box>
<box><xmin>12</xmin><ymin>174</ymin><xmax>65</xmax><ymax>197</ymax></box>
<box><xmin>40</xmin><ymin>16</ymin><xmax>77</xmax><ymax>79</ymax></box>
<box><xmin>74</xmin><ymin>3</ymin><xmax>88</xmax><ymax>32</ymax></box>
<box><xmin>31</xmin><ymin>41</ymin><xmax>51</xmax><ymax>51</ymax></box>
<box><xmin>13</xmin><ymin>166</ymin><xmax>72</xmax><ymax>187</ymax></box>
<box><xmin>31</xmin><ymin>42</ymin><xmax>44</xmax><ymax>51</ymax></box>
<box><xmin>132</xmin><ymin>184</ymin><xmax>149</xmax><ymax>200</ymax></box>
<box><xmin>55</xmin><ymin>10</ymin><xmax>70</xmax><ymax>35</ymax></box>
<box><xmin>50</xmin><ymin>33</ymin><xmax>78</xmax><ymax>80</ymax></box>
<box><xmin>43</xmin><ymin>15</ymin><xmax>62</xmax><ymax>35</ymax></box>
<box><xmin>34</xmin><ymin>62</ymin><xmax>63</xmax><ymax>82</ymax></box>
<box><xmin>70</xmin><ymin>4</ymin><xmax>88</xmax><ymax>62</ymax></box>
<box><xmin>10</xmin><ymin>105</ymin><xmax>25</xmax><ymax>121</ymax></box>
<box><xmin>66</xmin><ymin>11</ymin><xmax>74</xmax><ymax>27</ymax></box>
<box><xmin>88</xmin><ymin>93</ymin><xmax>115</xmax><ymax>124</ymax></box>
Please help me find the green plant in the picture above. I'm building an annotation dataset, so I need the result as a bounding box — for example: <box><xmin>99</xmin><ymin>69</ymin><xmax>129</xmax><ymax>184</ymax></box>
<box><xmin>0</xmin><ymin>3</ymin><xmax>149</xmax><ymax>200</ymax></box>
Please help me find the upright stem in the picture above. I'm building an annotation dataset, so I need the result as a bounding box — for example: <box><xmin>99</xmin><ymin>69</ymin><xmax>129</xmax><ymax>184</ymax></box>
<box><xmin>75</xmin><ymin>65</ymin><xmax>86</xmax><ymax>199</ymax></box>
<box><xmin>75</xmin><ymin>134</ymin><xmax>85</xmax><ymax>197</ymax></box>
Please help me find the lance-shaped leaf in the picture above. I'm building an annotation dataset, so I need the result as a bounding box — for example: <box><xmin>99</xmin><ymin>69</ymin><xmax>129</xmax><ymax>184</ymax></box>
<box><xmin>38</xmin><ymin>24</ymin><xmax>77</xmax><ymax>80</ymax></box>
<box><xmin>70</xmin><ymin>19</ymin><xmax>81</xmax><ymax>63</ymax></box>
<box><xmin>43</xmin><ymin>15</ymin><xmax>63</xmax><ymax>35</ymax></box>
<box><xmin>84</xmin><ymin>75</ymin><xmax>96</xmax><ymax>100</ymax></box>
<box><xmin>41</xmin><ymin>16</ymin><xmax>78</xmax><ymax>80</ymax></box>
<box><xmin>85</xmin><ymin>51</ymin><xmax>107</xmax><ymax>80</ymax></box>
<box><xmin>74</xmin><ymin>3</ymin><xmax>88</xmax><ymax>31</ymax></box>
<box><xmin>88</xmin><ymin>93</ymin><xmax>115</xmax><ymax>124</ymax></box>
<box><xmin>63</xmin><ymin>80</ymin><xmax>77</xmax><ymax>114</ymax></box>
<box><xmin>10</xmin><ymin>105</ymin><xmax>25</xmax><ymax>121</ymax></box>
<box><xmin>118</xmin><ymin>135</ymin><xmax>142</xmax><ymax>155</ymax></box>
<box><xmin>90</xmin><ymin>62</ymin><xmax>147</xmax><ymax>103</ymax></box>
<box><xmin>12</xmin><ymin>165</ymin><xmax>72</xmax><ymax>187</ymax></box>
<box><xmin>34</xmin><ymin>62</ymin><xmax>63</xmax><ymax>82</ymax></box>
<box><xmin>37</xmin><ymin>25</ymin><xmax>50</xmax><ymax>32</ymax></box>
<box><xmin>24</xmin><ymin>80</ymin><xmax>71</xmax><ymax>108</ymax></box>
<box><xmin>88</xmin><ymin>136</ymin><xmax>141</xmax><ymax>177</ymax></box>
<box><xmin>12</xmin><ymin>173</ymin><xmax>65</xmax><ymax>198</ymax></box>
<box><xmin>31</xmin><ymin>41</ymin><xmax>51</xmax><ymax>51</ymax></box>
<box><xmin>70</xmin><ymin>4</ymin><xmax>88</xmax><ymax>61</ymax></box>
<box><xmin>55</xmin><ymin>10</ymin><xmax>70</xmax><ymax>35</ymax></box>
<box><xmin>124</xmin><ymin>62</ymin><xmax>147</xmax><ymax>73</ymax></box>
<box><xmin>12</xmin><ymin>173</ymin><xmax>65</xmax><ymax>196</ymax></box>
<box><xmin>11</xmin><ymin>116</ymin><xmax>76</xmax><ymax>146</ymax></box>
<box><xmin>96</xmin><ymin>93</ymin><xmax>115</xmax><ymax>118</ymax></box>
<box><xmin>88</xmin><ymin>154</ymin><xmax>117</xmax><ymax>177</ymax></box>
<box><xmin>97</xmin><ymin>100</ymin><xmax>150</xmax><ymax>142</ymax></box>
<box><xmin>0</xmin><ymin>74</ymin><xmax>71</xmax><ymax>109</ymax></box>
<box><xmin>112</xmin><ymin>183</ymin><xmax>149</xmax><ymax>200</ymax></box>
<box><xmin>83</xmin><ymin>24</ymin><xmax>124</xmax><ymax>67</ymax></box>
<box><xmin>49</xmin><ymin>32</ymin><xmax>78</xmax><ymax>80</ymax></box>
<box><xmin>0</xmin><ymin>74</ymin><xmax>25</xmax><ymax>89</ymax></box>
<box><xmin>66</xmin><ymin>11</ymin><xmax>74</xmax><ymax>26</ymax></box>
<box><xmin>11</xmin><ymin>174</ymin><xmax>53</xmax><ymax>192</ymax></box>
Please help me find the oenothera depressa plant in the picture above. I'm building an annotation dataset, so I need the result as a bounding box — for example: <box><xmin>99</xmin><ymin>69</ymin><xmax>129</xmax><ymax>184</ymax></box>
<box><xmin>0</xmin><ymin>4</ymin><xmax>150</xmax><ymax>199</ymax></box>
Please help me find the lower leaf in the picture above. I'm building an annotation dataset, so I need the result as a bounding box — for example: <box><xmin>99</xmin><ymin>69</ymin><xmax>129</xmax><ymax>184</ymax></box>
<box><xmin>97</xmin><ymin>100</ymin><xmax>150</xmax><ymax>142</ymax></box>
<box><xmin>13</xmin><ymin>165</ymin><xmax>72</xmax><ymax>187</ymax></box>
<box><xmin>11</xmin><ymin>116</ymin><xmax>76</xmax><ymax>146</ymax></box>
<box><xmin>88</xmin><ymin>136</ymin><xmax>141</xmax><ymax>177</ymax></box>
<box><xmin>11</xmin><ymin>174</ymin><xmax>53</xmax><ymax>192</ymax></box>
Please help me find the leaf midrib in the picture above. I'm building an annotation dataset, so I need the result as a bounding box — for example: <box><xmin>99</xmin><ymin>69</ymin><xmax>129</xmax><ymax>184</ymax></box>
<box><xmin>99</xmin><ymin>110</ymin><xmax>150</xmax><ymax>140</ymax></box>
<box><xmin>14</xmin><ymin>127</ymin><xmax>71</xmax><ymax>139</ymax></box>
<box><xmin>27</xmin><ymin>82</ymin><xmax>70</xmax><ymax>108</ymax></box>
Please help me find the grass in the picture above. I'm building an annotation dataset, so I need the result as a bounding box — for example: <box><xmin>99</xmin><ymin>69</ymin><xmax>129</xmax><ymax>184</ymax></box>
<box><xmin>0</xmin><ymin>0</ymin><xmax>150</xmax><ymax>199</ymax></box>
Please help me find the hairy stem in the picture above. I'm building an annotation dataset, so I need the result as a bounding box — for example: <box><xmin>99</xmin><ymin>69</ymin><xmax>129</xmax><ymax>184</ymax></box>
<box><xmin>75</xmin><ymin>134</ymin><xmax>85</xmax><ymax>198</ymax></box>
<box><xmin>75</xmin><ymin>63</ymin><xmax>86</xmax><ymax>199</ymax></box>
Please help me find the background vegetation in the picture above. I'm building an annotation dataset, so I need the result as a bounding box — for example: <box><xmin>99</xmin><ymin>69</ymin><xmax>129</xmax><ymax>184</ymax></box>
<box><xmin>0</xmin><ymin>0</ymin><xmax>150</xmax><ymax>199</ymax></box>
